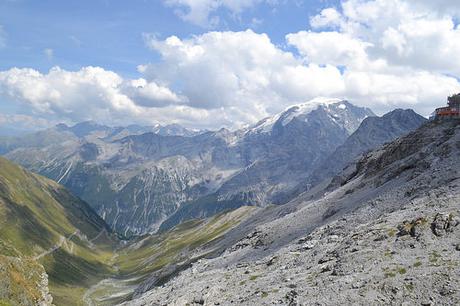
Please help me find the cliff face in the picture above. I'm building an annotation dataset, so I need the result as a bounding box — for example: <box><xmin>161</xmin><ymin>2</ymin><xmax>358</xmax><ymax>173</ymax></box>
<box><xmin>0</xmin><ymin>255</ymin><xmax>53</xmax><ymax>306</ymax></box>
<box><xmin>307</xmin><ymin>108</ymin><xmax>427</xmax><ymax>188</ymax></box>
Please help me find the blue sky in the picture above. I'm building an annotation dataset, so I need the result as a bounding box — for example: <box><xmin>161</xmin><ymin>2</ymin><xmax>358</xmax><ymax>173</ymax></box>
<box><xmin>0</xmin><ymin>0</ymin><xmax>339</xmax><ymax>76</ymax></box>
<box><xmin>0</xmin><ymin>0</ymin><xmax>460</xmax><ymax>132</ymax></box>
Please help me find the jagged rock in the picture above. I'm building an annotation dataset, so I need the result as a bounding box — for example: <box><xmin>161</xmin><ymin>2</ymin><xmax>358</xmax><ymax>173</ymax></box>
<box><xmin>439</xmin><ymin>284</ymin><xmax>456</xmax><ymax>296</ymax></box>
<box><xmin>307</xmin><ymin>109</ymin><xmax>427</xmax><ymax>188</ymax></box>
<box><xmin>320</xmin><ymin>264</ymin><xmax>333</xmax><ymax>273</ymax></box>
<box><xmin>298</xmin><ymin>239</ymin><xmax>318</xmax><ymax>251</ymax></box>
<box><xmin>431</xmin><ymin>213</ymin><xmax>459</xmax><ymax>236</ymax></box>
<box><xmin>0</xmin><ymin>256</ymin><xmax>53</xmax><ymax>306</ymax></box>
<box><xmin>397</xmin><ymin>217</ymin><xmax>427</xmax><ymax>238</ymax></box>
<box><xmin>231</xmin><ymin>230</ymin><xmax>272</xmax><ymax>251</ymax></box>
<box><xmin>397</xmin><ymin>222</ymin><xmax>412</xmax><ymax>236</ymax></box>
<box><xmin>318</xmin><ymin>255</ymin><xmax>335</xmax><ymax>264</ymax></box>
<box><xmin>266</xmin><ymin>256</ymin><xmax>278</xmax><ymax>266</ymax></box>
<box><xmin>409</xmin><ymin>218</ymin><xmax>426</xmax><ymax>238</ymax></box>
<box><xmin>193</xmin><ymin>296</ymin><xmax>205</xmax><ymax>305</ymax></box>
<box><xmin>285</xmin><ymin>290</ymin><xmax>298</xmax><ymax>306</ymax></box>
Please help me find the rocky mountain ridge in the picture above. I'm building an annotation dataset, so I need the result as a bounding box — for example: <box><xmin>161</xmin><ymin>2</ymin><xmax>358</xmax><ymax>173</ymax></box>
<box><xmin>124</xmin><ymin>118</ymin><xmax>460</xmax><ymax>306</ymax></box>
<box><xmin>307</xmin><ymin>108</ymin><xmax>428</xmax><ymax>188</ymax></box>
<box><xmin>2</xmin><ymin>99</ymin><xmax>374</xmax><ymax>236</ymax></box>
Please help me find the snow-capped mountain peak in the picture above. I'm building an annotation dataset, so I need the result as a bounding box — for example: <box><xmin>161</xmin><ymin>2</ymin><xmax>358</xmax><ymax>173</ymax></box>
<box><xmin>247</xmin><ymin>97</ymin><xmax>350</xmax><ymax>135</ymax></box>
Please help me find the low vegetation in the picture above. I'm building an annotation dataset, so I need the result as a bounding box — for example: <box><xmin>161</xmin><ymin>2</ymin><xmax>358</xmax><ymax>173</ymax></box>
<box><xmin>0</xmin><ymin>157</ymin><xmax>255</xmax><ymax>305</ymax></box>
<box><xmin>85</xmin><ymin>206</ymin><xmax>255</xmax><ymax>305</ymax></box>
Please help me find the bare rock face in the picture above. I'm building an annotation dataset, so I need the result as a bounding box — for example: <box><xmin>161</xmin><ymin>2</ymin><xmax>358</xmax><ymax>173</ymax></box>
<box><xmin>123</xmin><ymin>120</ymin><xmax>460</xmax><ymax>306</ymax></box>
<box><xmin>0</xmin><ymin>256</ymin><xmax>53</xmax><ymax>306</ymax></box>
<box><xmin>229</xmin><ymin>230</ymin><xmax>273</xmax><ymax>252</ymax></box>
<box><xmin>307</xmin><ymin>109</ymin><xmax>427</xmax><ymax>188</ymax></box>
<box><xmin>431</xmin><ymin>213</ymin><xmax>460</xmax><ymax>236</ymax></box>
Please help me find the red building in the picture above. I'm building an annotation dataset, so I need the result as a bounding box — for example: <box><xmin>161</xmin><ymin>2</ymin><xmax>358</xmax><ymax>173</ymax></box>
<box><xmin>435</xmin><ymin>94</ymin><xmax>460</xmax><ymax>118</ymax></box>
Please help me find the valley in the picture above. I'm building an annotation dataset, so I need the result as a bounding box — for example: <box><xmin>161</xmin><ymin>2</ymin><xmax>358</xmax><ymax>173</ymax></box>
<box><xmin>0</xmin><ymin>155</ymin><xmax>256</xmax><ymax>305</ymax></box>
<box><xmin>0</xmin><ymin>100</ymin><xmax>457</xmax><ymax>305</ymax></box>
<box><xmin>1</xmin><ymin>99</ymin><xmax>375</xmax><ymax>236</ymax></box>
<box><xmin>2</xmin><ymin>1</ymin><xmax>460</xmax><ymax>305</ymax></box>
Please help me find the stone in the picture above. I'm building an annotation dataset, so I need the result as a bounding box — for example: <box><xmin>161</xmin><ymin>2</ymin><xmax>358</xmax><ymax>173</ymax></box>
<box><xmin>431</xmin><ymin>213</ymin><xmax>452</xmax><ymax>236</ymax></box>
<box><xmin>352</xmin><ymin>280</ymin><xmax>366</xmax><ymax>289</ymax></box>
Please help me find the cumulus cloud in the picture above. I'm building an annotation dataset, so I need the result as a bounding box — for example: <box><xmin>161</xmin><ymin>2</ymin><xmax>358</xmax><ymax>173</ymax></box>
<box><xmin>2</xmin><ymin>0</ymin><xmax>460</xmax><ymax>129</ymax></box>
<box><xmin>163</xmin><ymin>0</ymin><xmax>268</xmax><ymax>27</ymax></box>
<box><xmin>291</xmin><ymin>0</ymin><xmax>460</xmax><ymax>113</ymax></box>
<box><xmin>286</xmin><ymin>31</ymin><xmax>372</xmax><ymax>67</ymax></box>
<box><xmin>411</xmin><ymin>0</ymin><xmax>460</xmax><ymax>17</ymax></box>
<box><xmin>142</xmin><ymin>24</ymin><xmax>460</xmax><ymax>119</ymax></box>
<box><xmin>123</xmin><ymin>78</ymin><xmax>187</xmax><ymax>107</ymax></box>
<box><xmin>142</xmin><ymin>30</ymin><xmax>349</xmax><ymax>122</ymax></box>
<box><xmin>0</xmin><ymin>67</ymin><xmax>187</xmax><ymax>126</ymax></box>
<box><xmin>311</xmin><ymin>0</ymin><xmax>460</xmax><ymax>75</ymax></box>
<box><xmin>310</xmin><ymin>8</ymin><xmax>342</xmax><ymax>29</ymax></box>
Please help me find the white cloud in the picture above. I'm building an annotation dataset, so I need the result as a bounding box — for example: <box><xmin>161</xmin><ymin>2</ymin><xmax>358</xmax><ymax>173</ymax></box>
<box><xmin>142</xmin><ymin>30</ymin><xmax>348</xmax><ymax>121</ymax></box>
<box><xmin>286</xmin><ymin>31</ymin><xmax>372</xmax><ymax>67</ymax></box>
<box><xmin>123</xmin><ymin>78</ymin><xmax>187</xmax><ymax>107</ymax></box>
<box><xmin>0</xmin><ymin>67</ymin><xmax>187</xmax><ymax>126</ymax></box>
<box><xmin>163</xmin><ymin>0</ymin><xmax>268</xmax><ymax>27</ymax></box>
<box><xmin>289</xmin><ymin>0</ymin><xmax>460</xmax><ymax>113</ymax></box>
<box><xmin>311</xmin><ymin>0</ymin><xmax>460</xmax><ymax>75</ymax></box>
<box><xmin>310</xmin><ymin>8</ymin><xmax>342</xmax><ymax>29</ymax></box>
<box><xmin>343</xmin><ymin>70</ymin><xmax>460</xmax><ymax>115</ymax></box>
<box><xmin>2</xmin><ymin>0</ymin><xmax>460</xmax><ymax>129</ymax></box>
<box><xmin>411</xmin><ymin>0</ymin><xmax>460</xmax><ymax>17</ymax></box>
<box><xmin>142</xmin><ymin>27</ymin><xmax>460</xmax><ymax>120</ymax></box>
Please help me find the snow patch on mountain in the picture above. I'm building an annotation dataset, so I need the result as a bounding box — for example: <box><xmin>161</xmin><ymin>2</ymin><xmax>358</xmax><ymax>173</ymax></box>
<box><xmin>248</xmin><ymin>97</ymin><xmax>345</xmax><ymax>134</ymax></box>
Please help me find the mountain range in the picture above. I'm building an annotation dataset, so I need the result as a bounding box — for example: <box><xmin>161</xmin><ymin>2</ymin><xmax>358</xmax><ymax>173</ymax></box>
<box><xmin>0</xmin><ymin>98</ymin><xmax>372</xmax><ymax>236</ymax></box>
<box><xmin>0</xmin><ymin>99</ymin><xmax>429</xmax><ymax>237</ymax></box>
<box><xmin>0</xmin><ymin>97</ymin><xmax>457</xmax><ymax>305</ymax></box>
<box><xmin>125</xmin><ymin>116</ymin><xmax>460</xmax><ymax>306</ymax></box>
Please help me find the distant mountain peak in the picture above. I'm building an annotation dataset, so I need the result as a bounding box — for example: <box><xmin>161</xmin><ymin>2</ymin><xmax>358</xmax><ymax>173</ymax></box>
<box><xmin>247</xmin><ymin>98</ymin><xmax>372</xmax><ymax>135</ymax></box>
<box><xmin>306</xmin><ymin>108</ymin><xmax>427</xmax><ymax>188</ymax></box>
<box><xmin>382</xmin><ymin>108</ymin><xmax>420</xmax><ymax>119</ymax></box>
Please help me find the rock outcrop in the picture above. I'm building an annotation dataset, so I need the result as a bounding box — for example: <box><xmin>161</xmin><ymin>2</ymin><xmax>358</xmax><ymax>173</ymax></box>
<box><xmin>124</xmin><ymin>120</ymin><xmax>460</xmax><ymax>305</ymax></box>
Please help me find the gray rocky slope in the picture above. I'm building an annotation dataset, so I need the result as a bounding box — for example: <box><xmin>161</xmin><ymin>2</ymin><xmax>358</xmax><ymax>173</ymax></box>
<box><xmin>306</xmin><ymin>108</ymin><xmax>427</xmax><ymax>188</ymax></box>
<box><xmin>2</xmin><ymin>99</ymin><xmax>373</xmax><ymax>236</ymax></box>
<box><xmin>124</xmin><ymin>119</ymin><xmax>460</xmax><ymax>306</ymax></box>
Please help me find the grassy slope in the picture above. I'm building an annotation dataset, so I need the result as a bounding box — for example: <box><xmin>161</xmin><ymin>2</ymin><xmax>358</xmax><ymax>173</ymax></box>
<box><xmin>0</xmin><ymin>156</ymin><xmax>255</xmax><ymax>305</ymax></box>
<box><xmin>0</xmin><ymin>254</ymin><xmax>51</xmax><ymax>306</ymax></box>
<box><xmin>0</xmin><ymin>157</ymin><xmax>115</xmax><ymax>305</ymax></box>
<box><xmin>119</xmin><ymin>206</ymin><xmax>255</xmax><ymax>276</ymax></box>
<box><xmin>83</xmin><ymin>206</ymin><xmax>256</xmax><ymax>305</ymax></box>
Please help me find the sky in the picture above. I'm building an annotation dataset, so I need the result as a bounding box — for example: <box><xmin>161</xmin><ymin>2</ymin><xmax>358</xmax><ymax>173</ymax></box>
<box><xmin>1</xmin><ymin>0</ymin><xmax>460</xmax><ymax>132</ymax></box>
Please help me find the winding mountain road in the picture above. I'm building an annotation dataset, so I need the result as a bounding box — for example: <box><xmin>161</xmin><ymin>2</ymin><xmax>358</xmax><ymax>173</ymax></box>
<box><xmin>33</xmin><ymin>230</ymin><xmax>80</xmax><ymax>260</ymax></box>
